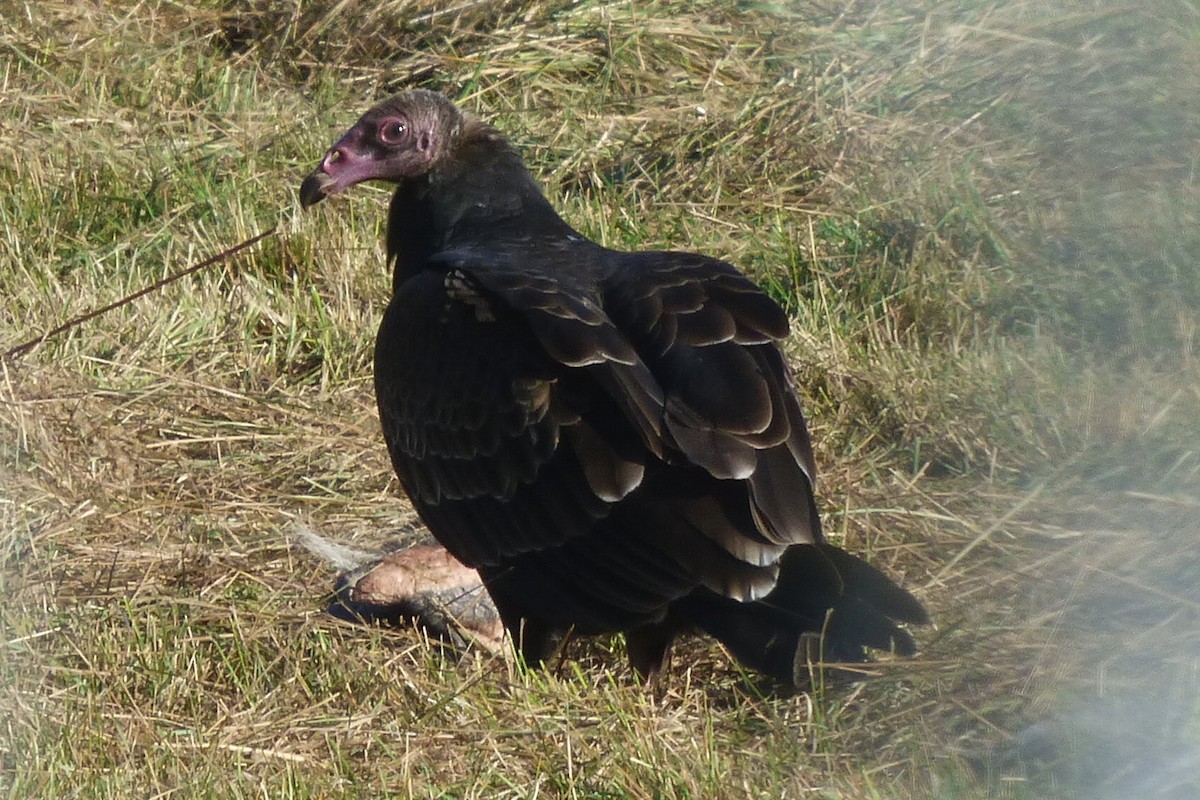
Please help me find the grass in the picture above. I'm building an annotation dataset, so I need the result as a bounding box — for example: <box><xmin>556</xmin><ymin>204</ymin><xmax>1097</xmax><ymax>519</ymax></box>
<box><xmin>3</xmin><ymin>0</ymin><xmax>1199</xmax><ymax>797</ymax></box>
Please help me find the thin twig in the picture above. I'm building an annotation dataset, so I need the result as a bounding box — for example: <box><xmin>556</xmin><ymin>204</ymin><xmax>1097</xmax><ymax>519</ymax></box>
<box><xmin>200</xmin><ymin>743</ymin><xmax>308</xmax><ymax>764</ymax></box>
<box><xmin>3</xmin><ymin>228</ymin><xmax>277</xmax><ymax>362</ymax></box>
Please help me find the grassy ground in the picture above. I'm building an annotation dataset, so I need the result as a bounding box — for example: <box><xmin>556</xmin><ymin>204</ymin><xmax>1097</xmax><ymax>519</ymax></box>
<box><xmin>3</xmin><ymin>0</ymin><xmax>1199</xmax><ymax>797</ymax></box>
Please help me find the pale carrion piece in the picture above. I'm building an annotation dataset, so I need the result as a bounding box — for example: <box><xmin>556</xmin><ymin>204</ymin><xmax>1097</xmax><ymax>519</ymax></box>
<box><xmin>294</xmin><ymin>526</ymin><xmax>505</xmax><ymax>653</ymax></box>
<box><xmin>335</xmin><ymin>545</ymin><xmax>505</xmax><ymax>653</ymax></box>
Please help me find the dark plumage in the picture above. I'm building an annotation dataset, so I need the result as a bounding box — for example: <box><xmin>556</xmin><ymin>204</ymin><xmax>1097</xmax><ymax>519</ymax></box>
<box><xmin>300</xmin><ymin>90</ymin><xmax>928</xmax><ymax>684</ymax></box>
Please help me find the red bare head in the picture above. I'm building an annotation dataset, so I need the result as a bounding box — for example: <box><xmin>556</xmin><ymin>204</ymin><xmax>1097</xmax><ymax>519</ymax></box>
<box><xmin>300</xmin><ymin>90</ymin><xmax>465</xmax><ymax>208</ymax></box>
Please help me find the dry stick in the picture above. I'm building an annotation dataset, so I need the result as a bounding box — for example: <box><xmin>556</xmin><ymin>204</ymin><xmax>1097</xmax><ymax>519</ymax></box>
<box><xmin>3</xmin><ymin>227</ymin><xmax>278</xmax><ymax>362</ymax></box>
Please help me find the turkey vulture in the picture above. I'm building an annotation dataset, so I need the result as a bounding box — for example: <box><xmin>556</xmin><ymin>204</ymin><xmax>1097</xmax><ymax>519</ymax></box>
<box><xmin>300</xmin><ymin>90</ymin><xmax>927</xmax><ymax>684</ymax></box>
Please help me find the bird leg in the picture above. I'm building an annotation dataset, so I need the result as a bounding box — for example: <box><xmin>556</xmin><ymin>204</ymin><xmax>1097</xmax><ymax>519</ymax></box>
<box><xmin>625</xmin><ymin>617</ymin><xmax>680</xmax><ymax>683</ymax></box>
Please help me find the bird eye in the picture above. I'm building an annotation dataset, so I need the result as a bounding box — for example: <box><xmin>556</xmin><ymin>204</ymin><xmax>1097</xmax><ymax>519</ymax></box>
<box><xmin>378</xmin><ymin>119</ymin><xmax>408</xmax><ymax>144</ymax></box>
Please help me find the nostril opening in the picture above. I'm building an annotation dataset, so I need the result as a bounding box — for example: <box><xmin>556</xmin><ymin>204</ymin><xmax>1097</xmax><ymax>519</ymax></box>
<box><xmin>323</xmin><ymin>148</ymin><xmax>347</xmax><ymax>171</ymax></box>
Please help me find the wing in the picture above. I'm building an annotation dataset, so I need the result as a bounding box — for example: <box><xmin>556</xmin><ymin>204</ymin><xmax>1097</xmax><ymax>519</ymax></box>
<box><xmin>600</xmin><ymin>251</ymin><xmax>824</xmax><ymax>549</ymax></box>
<box><xmin>375</xmin><ymin>244</ymin><xmax>822</xmax><ymax>628</ymax></box>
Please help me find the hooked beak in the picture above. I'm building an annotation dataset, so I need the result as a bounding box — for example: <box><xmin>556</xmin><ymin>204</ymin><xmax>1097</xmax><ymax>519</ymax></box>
<box><xmin>299</xmin><ymin>128</ymin><xmax>381</xmax><ymax>208</ymax></box>
<box><xmin>299</xmin><ymin>169</ymin><xmax>336</xmax><ymax>208</ymax></box>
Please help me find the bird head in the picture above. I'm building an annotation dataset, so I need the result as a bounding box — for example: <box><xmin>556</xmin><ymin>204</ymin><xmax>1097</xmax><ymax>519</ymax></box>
<box><xmin>300</xmin><ymin>90</ymin><xmax>465</xmax><ymax>208</ymax></box>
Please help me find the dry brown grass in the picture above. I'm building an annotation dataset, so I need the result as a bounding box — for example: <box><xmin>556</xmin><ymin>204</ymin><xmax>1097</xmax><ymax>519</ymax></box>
<box><xmin>3</xmin><ymin>0</ymin><xmax>1199</xmax><ymax>797</ymax></box>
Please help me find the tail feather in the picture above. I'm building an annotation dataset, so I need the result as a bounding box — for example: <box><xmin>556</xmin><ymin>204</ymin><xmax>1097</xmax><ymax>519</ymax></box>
<box><xmin>814</xmin><ymin>544</ymin><xmax>930</xmax><ymax>626</ymax></box>
<box><xmin>677</xmin><ymin>543</ymin><xmax>927</xmax><ymax>684</ymax></box>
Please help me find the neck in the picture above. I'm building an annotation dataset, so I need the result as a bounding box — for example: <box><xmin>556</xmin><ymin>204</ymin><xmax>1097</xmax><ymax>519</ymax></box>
<box><xmin>386</xmin><ymin>119</ymin><xmax>577</xmax><ymax>290</ymax></box>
